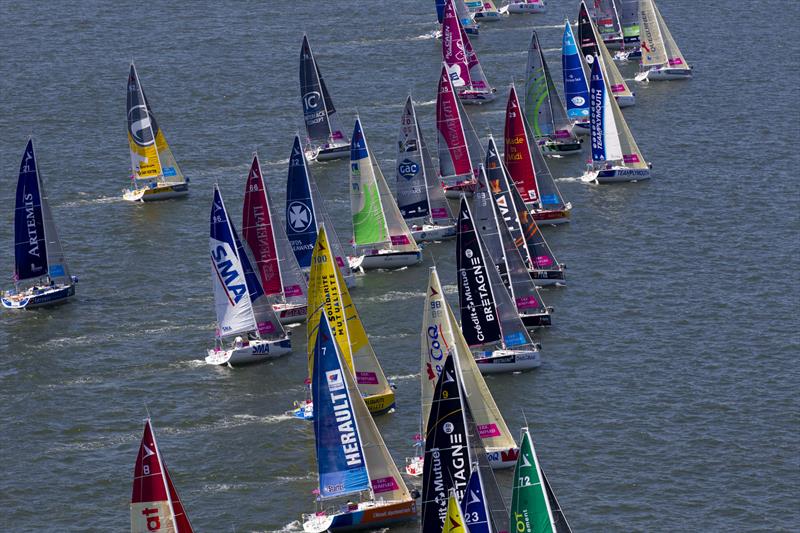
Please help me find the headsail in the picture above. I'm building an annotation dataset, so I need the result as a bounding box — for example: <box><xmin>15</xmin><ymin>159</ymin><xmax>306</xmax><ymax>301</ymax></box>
<box><xmin>509</xmin><ymin>428</ymin><xmax>557</xmax><ymax>533</ymax></box>
<box><xmin>38</xmin><ymin>154</ymin><xmax>71</xmax><ymax>285</ymax></box>
<box><xmin>460</xmin><ymin>19</ymin><xmax>490</xmax><ymax>91</ymax></box>
<box><xmin>445</xmin><ymin>491</ymin><xmax>468</xmax><ymax>533</ymax></box>
<box><xmin>14</xmin><ymin>139</ymin><xmax>48</xmax><ymax>282</ymax></box>
<box><xmin>461</xmin><ymin>468</ymin><xmax>492</xmax><ymax>533</ymax></box>
<box><xmin>300</xmin><ymin>35</ymin><xmax>347</xmax><ymax>150</ymax></box>
<box><xmin>561</xmin><ymin>23</ymin><xmax>590</xmax><ymax>122</ymax></box>
<box><xmin>437</xmin><ymin>65</ymin><xmax>475</xmax><ymax>186</ymax></box>
<box><xmin>130</xmin><ymin>419</ymin><xmax>194</xmax><ymax>533</ymax></box>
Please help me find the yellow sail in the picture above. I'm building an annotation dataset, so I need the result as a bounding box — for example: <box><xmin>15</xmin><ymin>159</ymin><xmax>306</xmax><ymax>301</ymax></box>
<box><xmin>308</xmin><ymin>225</ymin><xmax>395</xmax><ymax>414</ymax></box>
<box><xmin>442</xmin><ymin>493</ymin><xmax>467</xmax><ymax>533</ymax></box>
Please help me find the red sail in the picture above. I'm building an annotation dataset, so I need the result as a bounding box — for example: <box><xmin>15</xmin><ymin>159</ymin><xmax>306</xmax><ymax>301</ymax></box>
<box><xmin>504</xmin><ymin>85</ymin><xmax>540</xmax><ymax>205</ymax></box>
<box><xmin>437</xmin><ymin>65</ymin><xmax>473</xmax><ymax>178</ymax></box>
<box><xmin>131</xmin><ymin>419</ymin><xmax>194</xmax><ymax>533</ymax></box>
<box><xmin>242</xmin><ymin>154</ymin><xmax>283</xmax><ymax>296</ymax></box>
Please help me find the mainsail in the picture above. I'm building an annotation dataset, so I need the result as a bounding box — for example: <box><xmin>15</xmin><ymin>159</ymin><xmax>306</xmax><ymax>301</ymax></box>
<box><xmin>126</xmin><ymin>63</ymin><xmax>184</xmax><ymax>186</ymax></box>
<box><xmin>461</xmin><ymin>468</ymin><xmax>492</xmax><ymax>533</ymax></box>
<box><xmin>437</xmin><ymin>65</ymin><xmax>481</xmax><ymax>187</ymax></box>
<box><xmin>618</xmin><ymin>0</ymin><xmax>640</xmax><ymax>43</ymax></box>
<box><xmin>443</xmin><ymin>0</ymin><xmax>472</xmax><ymax>89</ymax></box>
<box><xmin>640</xmin><ymin>0</ymin><xmax>689</xmax><ymax>70</ymax></box>
<box><xmin>307</xmin><ymin>226</ymin><xmax>394</xmax><ymax>412</ymax></box>
<box><xmin>561</xmin><ymin>22</ymin><xmax>590</xmax><ymax>122</ymax></box>
<box><xmin>300</xmin><ymin>35</ymin><xmax>347</xmax><ymax>151</ymax></box>
<box><xmin>285</xmin><ymin>135</ymin><xmax>353</xmax><ymax>277</ymax></box>
<box><xmin>524</xmin><ymin>30</ymin><xmax>574</xmax><ymax>140</ymax></box>
<box><xmin>14</xmin><ymin>139</ymin><xmax>49</xmax><ymax>283</ymax></box>
<box><xmin>130</xmin><ymin>419</ymin><xmax>194</xmax><ymax>533</ymax></box>
<box><xmin>577</xmin><ymin>1</ymin><xmax>634</xmax><ymax>102</ymax></box>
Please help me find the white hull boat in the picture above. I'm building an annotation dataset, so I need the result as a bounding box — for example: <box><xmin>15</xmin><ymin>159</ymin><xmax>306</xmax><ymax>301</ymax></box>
<box><xmin>349</xmin><ymin>250</ymin><xmax>422</xmax><ymax>271</ymax></box>
<box><xmin>411</xmin><ymin>223</ymin><xmax>456</xmax><ymax>242</ymax></box>
<box><xmin>2</xmin><ymin>283</ymin><xmax>75</xmax><ymax>309</ymax></box>
<box><xmin>274</xmin><ymin>302</ymin><xmax>308</xmax><ymax>325</ymax></box>
<box><xmin>635</xmin><ymin>67</ymin><xmax>693</xmax><ymax>81</ymax></box>
<box><xmin>307</xmin><ymin>142</ymin><xmax>350</xmax><ymax>162</ymax></box>
<box><xmin>507</xmin><ymin>2</ymin><xmax>546</xmax><ymax>14</ymax></box>
<box><xmin>474</xmin><ymin>348</ymin><xmax>542</xmax><ymax>374</ymax></box>
<box><xmin>205</xmin><ymin>337</ymin><xmax>292</xmax><ymax>367</ymax></box>
<box><xmin>587</xmin><ymin>166</ymin><xmax>651</xmax><ymax>183</ymax></box>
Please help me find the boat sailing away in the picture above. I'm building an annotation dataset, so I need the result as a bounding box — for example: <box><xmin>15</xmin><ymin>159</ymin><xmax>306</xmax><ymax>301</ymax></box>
<box><xmin>635</xmin><ymin>0</ymin><xmax>692</xmax><ymax>81</ymax></box>
<box><xmin>395</xmin><ymin>96</ymin><xmax>456</xmax><ymax>243</ymax></box>
<box><xmin>302</xmin><ymin>313</ymin><xmax>416</xmax><ymax>532</ymax></box>
<box><xmin>349</xmin><ymin>118</ymin><xmax>422</xmax><ymax>271</ymax></box>
<box><xmin>505</xmin><ymin>85</ymin><xmax>573</xmax><ymax>226</ymax></box>
<box><xmin>420</xmin><ymin>353</ymin><xmax>510</xmax><ymax>532</ymax></box>
<box><xmin>124</xmin><ymin>63</ymin><xmax>188</xmax><ymax>202</ymax></box>
<box><xmin>408</xmin><ymin>266</ymin><xmax>520</xmax><ymax>475</ymax></box>
<box><xmin>442</xmin><ymin>0</ymin><xmax>496</xmax><ymax>104</ymax></box>
<box><xmin>457</xmin><ymin>197</ymin><xmax>544</xmax><ymax>373</ymax></box>
<box><xmin>473</xmin><ymin>162</ymin><xmax>552</xmax><ymax>327</ymax></box>
<box><xmin>437</xmin><ymin>65</ymin><xmax>485</xmax><ymax>198</ymax></box>
<box><xmin>509</xmin><ymin>427</ymin><xmax>573</xmax><ymax>533</ymax></box>
<box><xmin>300</xmin><ymin>35</ymin><xmax>350</xmax><ymax>161</ymax></box>
<box><xmin>242</xmin><ymin>153</ymin><xmax>308</xmax><ymax>325</ymax></box>
<box><xmin>131</xmin><ymin>419</ymin><xmax>194</xmax><ymax>533</ymax></box>
<box><xmin>301</xmin><ymin>225</ymin><xmax>395</xmax><ymax>418</ymax></box>
<box><xmin>524</xmin><ymin>30</ymin><xmax>582</xmax><ymax>157</ymax></box>
<box><xmin>577</xmin><ymin>0</ymin><xmax>636</xmax><ymax>107</ymax></box>
<box><xmin>206</xmin><ymin>185</ymin><xmax>292</xmax><ymax>366</ymax></box>
<box><xmin>562</xmin><ymin>21</ymin><xmax>591</xmax><ymax>135</ymax></box>
<box><xmin>485</xmin><ymin>137</ymin><xmax>566</xmax><ymax>287</ymax></box>
<box><xmin>506</xmin><ymin>0</ymin><xmax>547</xmax><ymax>14</ymax></box>
<box><xmin>586</xmin><ymin>58</ymin><xmax>651</xmax><ymax>183</ymax></box>
<box><xmin>285</xmin><ymin>135</ymin><xmax>356</xmax><ymax>287</ymax></box>
<box><xmin>3</xmin><ymin>139</ymin><xmax>77</xmax><ymax>310</ymax></box>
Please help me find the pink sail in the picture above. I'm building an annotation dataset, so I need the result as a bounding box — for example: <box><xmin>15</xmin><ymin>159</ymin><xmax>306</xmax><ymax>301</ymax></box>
<box><xmin>131</xmin><ymin>419</ymin><xmax>194</xmax><ymax>533</ymax></box>
<box><xmin>441</xmin><ymin>0</ymin><xmax>470</xmax><ymax>89</ymax></box>
<box><xmin>459</xmin><ymin>20</ymin><xmax>487</xmax><ymax>90</ymax></box>
<box><xmin>437</xmin><ymin>66</ymin><xmax>473</xmax><ymax>178</ymax></box>
<box><xmin>504</xmin><ymin>85</ymin><xmax>540</xmax><ymax>205</ymax></box>
<box><xmin>242</xmin><ymin>154</ymin><xmax>283</xmax><ymax>297</ymax></box>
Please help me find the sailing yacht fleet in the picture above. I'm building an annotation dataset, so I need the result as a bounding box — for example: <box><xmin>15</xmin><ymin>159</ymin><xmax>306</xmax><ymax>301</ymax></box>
<box><xmin>2</xmin><ymin>0</ymin><xmax>693</xmax><ymax>530</ymax></box>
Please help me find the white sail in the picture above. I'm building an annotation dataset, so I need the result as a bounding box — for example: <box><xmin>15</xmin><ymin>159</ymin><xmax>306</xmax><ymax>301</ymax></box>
<box><xmin>375</xmin><ymin>155</ymin><xmax>420</xmax><ymax>254</ymax></box>
<box><xmin>654</xmin><ymin>1</ymin><xmax>689</xmax><ymax>68</ymax></box>
<box><xmin>601</xmin><ymin>82</ymin><xmax>623</xmax><ymax>161</ymax></box>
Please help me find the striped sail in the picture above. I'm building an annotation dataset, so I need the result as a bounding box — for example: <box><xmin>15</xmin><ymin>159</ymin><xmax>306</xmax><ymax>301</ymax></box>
<box><xmin>524</xmin><ymin>31</ymin><xmax>574</xmax><ymax>140</ymax></box>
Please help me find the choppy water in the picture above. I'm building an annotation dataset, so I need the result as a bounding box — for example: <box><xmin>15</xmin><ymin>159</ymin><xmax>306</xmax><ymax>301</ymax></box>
<box><xmin>1</xmin><ymin>1</ymin><xmax>798</xmax><ymax>531</ymax></box>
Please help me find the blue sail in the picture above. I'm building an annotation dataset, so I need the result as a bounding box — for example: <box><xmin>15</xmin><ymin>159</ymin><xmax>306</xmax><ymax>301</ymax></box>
<box><xmin>14</xmin><ymin>139</ymin><xmax>48</xmax><ymax>282</ymax></box>
<box><xmin>312</xmin><ymin>313</ymin><xmax>370</xmax><ymax>500</ymax></box>
<box><xmin>562</xmin><ymin>22</ymin><xmax>590</xmax><ymax>121</ymax></box>
<box><xmin>285</xmin><ymin>135</ymin><xmax>319</xmax><ymax>269</ymax></box>
<box><xmin>435</xmin><ymin>0</ymin><xmax>446</xmax><ymax>23</ymax></box>
<box><xmin>461</xmin><ymin>467</ymin><xmax>491</xmax><ymax>533</ymax></box>
<box><xmin>589</xmin><ymin>58</ymin><xmax>606</xmax><ymax>162</ymax></box>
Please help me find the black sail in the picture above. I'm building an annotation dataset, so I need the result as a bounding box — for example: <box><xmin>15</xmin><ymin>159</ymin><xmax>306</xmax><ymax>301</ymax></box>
<box><xmin>421</xmin><ymin>354</ymin><xmax>472</xmax><ymax>533</ymax></box>
<box><xmin>577</xmin><ymin>1</ymin><xmax>599</xmax><ymax>61</ymax></box>
<box><xmin>456</xmin><ymin>197</ymin><xmax>502</xmax><ymax>348</ymax></box>
<box><xmin>299</xmin><ymin>35</ymin><xmax>332</xmax><ymax>145</ymax></box>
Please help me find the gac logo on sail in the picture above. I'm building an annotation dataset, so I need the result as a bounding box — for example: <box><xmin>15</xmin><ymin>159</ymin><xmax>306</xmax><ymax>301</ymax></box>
<box><xmin>211</xmin><ymin>245</ymin><xmax>247</xmax><ymax>304</ymax></box>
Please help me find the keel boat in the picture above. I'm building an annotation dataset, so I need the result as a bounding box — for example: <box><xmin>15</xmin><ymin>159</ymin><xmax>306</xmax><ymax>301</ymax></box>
<box><xmin>506</xmin><ymin>0</ymin><xmax>547</xmax><ymax>14</ymax></box>
<box><xmin>3</xmin><ymin>139</ymin><xmax>77</xmax><ymax>310</ymax></box>
<box><xmin>285</xmin><ymin>135</ymin><xmax>356</xmax><ymax>287</ymax></box>
<box><xmin>437</xmin><ymin>0</ymin><xmax>481</xmax><ymax>35</ymax></box>
<box><xmin>474</xmin><ymin>0</ymin><xmax>503</xmax><ymax>20</ymax></box>
<box><xmin>123</xmin><ymin>63</ymin><xmax>188</xmax><ymax>202</ymax></box>
<box><xmin>635</xmin><ymin>0</ymin><xmax>692</xmax><ymax>80</ymax></box>
<box><xmin>130</xmin><ymin>419</ymin><xmax>194</xmax><ymax>533</ymax></box>
<box><xmin>302</xmin><ymin>314</ymin><xmax>416</xmax><ymax>532</ymax></box>
<box><xmin>396</xmin><ymin>96</ymin><xmax>456</xmax><ymax>243</ymax></box>
<box><xmin>587</xmin><ymin>0</ymin><xmax>625</xmax><ymax>49</ymax></box>
<box><xmin>242</xmin><ymin>153</ymin><xmax>308</xmax><ymax>325</ymax></box>
<box><xmin>349</xmin><ymin>118</ymin><xmax>421</xmax><ymax>271</ymax></box>
<box><xmin>443</xmin><ymin>0</ymin><xmax>496</xmax><ymax>104</ymax></box>
<box><xmin>300</xmin><ymin>35</ymin><xmax>350</xmax><ymax>161</ymax></box>
<box><xmin>586</xmin><ymin>57</ymin><xmax>651</xmax><ymax>183</ymax></box>
<box><xmin>562</xmin><ymin>22</ymin><xmax>591</xmax><ymax>134</ymax></box>
<box><xmin>206</xmin><ymin>185</ymin><xmax>292</xmax><ymax>366</ymax></box>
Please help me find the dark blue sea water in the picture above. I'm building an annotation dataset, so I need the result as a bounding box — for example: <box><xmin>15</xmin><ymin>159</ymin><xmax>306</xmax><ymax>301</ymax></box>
<box><xmin>1</xmin><ymin>1</ymin><xmax>798</xmax><ymax>531</ymax></box>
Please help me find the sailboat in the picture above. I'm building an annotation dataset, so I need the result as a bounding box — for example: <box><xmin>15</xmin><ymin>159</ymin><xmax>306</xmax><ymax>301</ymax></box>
<box><xmin>473</xmin><ymin>163</ymin><xmax>552</xmax><ymax>328</ymax></box>
<box><xmin>635</xmin><ymin>0</ymin><xmax>692</xmax><ymax>80</ymax></box>
<box><xmin>577</xmin><ymin>0</ymin><xmax>636</xmax><ymax>107</ymax></box>
<box><xmin>301</xmin><ymin>313</ymin><xmax>416</xmax><ymax>532</ymax></box>
<box><xmin>285</xmin><ymin>135</ymin><xmax>356</xmax><ymax>288</ymax></box>
<box><xmin>305</xmin><ymin>225</ymin><xmax>396</xmax><ymax>416</ymax></box>
<box><xmin>242</xmin><ymin>153</ymin><xmax>308</xmax><ymax>325</ymax></box>
<box><xmin>349</xmin><ymin>118</ymin><xmax>422</xmax><ymax>270</ymax></box>
<box><xmin>395</xmin><ymin>96</ymin><xmax>456</xmax><ymax>243</ymax></box>
<box><xmin>443</xmin><ymin>0</ymin><xmax>496</xmax><ymax>104</ymax></box>
<box><xmin>206</xmin><ymin>185</ymin><xmax>292</xmax><ymax>366</ymax></box>
<box><xmin>524</xmin><ymin>30</ymin><xmax>582</xmax><ymax>157</ymax></box>
<box><xmin>437</xmin><ymin>0</ymin><xmax>480</xmax><ymax>35</ymax></box>
<box><xmin>437</xmin><ymin>64</ymin><xmax>485</xmax><ymax>198</ymax></box>
<box><xmin>561</xmin><ymin>21</ymin><xmax>591</xmax><ymax>135</ymax></box>
<box><xmin>123</xmin><ymin>63</ymin><xmax>189</xmax><ymax>202</ymax></box>
<box><xmin>618</xmin><ymin>0</ymin><xmax>641</xmax><ymax>47</ymax></box>
<box><xmin>457</xmin><ymin>197</ymin><xmax>543</xmax><ymax>373</ymax></box>
<box><xmin>2</xmin><ymin>139</ymin><xmax>77</xmax><ymax>310</ymax></box>
<box><xmin>410</xmin><ymin>267</ymin><xmax>520</xmax><ymax>474</ymax></box>
<box><xmin>485</xmin><ymin>137</ymin><xmax>565</xmax><ymax>287</ymax></box>
<box><xmin>587</xmin><ymin>0</ymin><xmax>625</xmax><ymax>49</ymax></box>
<box><xmin>506</xmin><ymin>0</ymin><xmax>547</xmax><ymax>14</ymax></box>
<box><xmin>130</xmin><ymin>419</ymin><xmax>194</xmax><ymax>533</ymax></box>
<box><xmin>300</xmin><ymin>34</ymin><xmax>350</xmax><ymax>161</ymax></box>
<box><xmin>505</xmin><ymin>85</ymin><xmax>572</xmax><ymax>226</ymax></box>
<box><xmin>474</xmin><ymin>0</ymin><xmax>502</xmax><ymax>21</ymax></box>
<box><xmin>509</xmin><ymin>427</ymin><xmax>573</xmax><ymax>533</ymax></box>
<box><xmin>586</xmin><ymin>57</ymin><xmax>651</xmax><ymax>183</ymax></box>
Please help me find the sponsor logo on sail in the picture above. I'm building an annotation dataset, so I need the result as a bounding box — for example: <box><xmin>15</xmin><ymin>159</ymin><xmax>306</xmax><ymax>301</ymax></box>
<box><xmin>287</xmin><ymin>201</ymin><xmax>313</xmax><ymax>232</ymax></box>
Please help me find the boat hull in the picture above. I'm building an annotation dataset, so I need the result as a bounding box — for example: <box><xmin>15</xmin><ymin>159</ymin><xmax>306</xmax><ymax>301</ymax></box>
<box><xmin>529</xmin><ymin>268</ymin><xmax>566</xmax><ymax>286</ymax></box>
<box><xmin>507</xmin><ymin>2</ymin><xmax>547</xmax><ymax>13</ymax></box>
<box><xmin>1</xmin><ymin>284</ymin><xmax>75</xmax><ymax>309</ymax></box>
<box><xmin>521</xmin><ymin>311</ymin><xmax>551</xmax><ymax>328</ymax></box>
<box><xmin>352</xmin><ymin>250</ymin><xmax>422</xmax><ymax>270</ymax></box>
<box><xmin>531</xmin><ymin>205</ymin><xmax>572</xmax><ymax>225</ymax></box>
<box><xmin>205</xmin><ymin>338</ymin><xmax>292</xmax><ymax>367</ymax></box>
<box><xmin>303</xmin><ymin>500</ymin><xmax>417</xmax><ymax>533</ymax></box>
<box><xmin>406</xmin><ymin>445</ymin><xmax>518</xmax><ymax>476</ymax></box>
<box><xmin>458</xmin><ymin>89</ymin><xmax>497</xmax><ymax>105</ymax></box>
<box><xmin>123</xmin><ymin>182</ymin><xmax>189</xmax><ymax>202</ymax></box>
<box><xmin>637</xmin><ymin>67</ymin><xmax>693</xmax><ymax>81</ymax></box>
<box><xmin>474</xmin><ymin>11</ymin><xmax>501</xmax><ymax>20</ymax></box>
<box><xmin>572</xmin><ymin>121</ymin><xmax>591</xmax><ymax>135</ymax></box>
<box><xmin>615</xmin><ymin>94</ymin><xmax>636</xmax><ymax>107</ymax></box>
<box><xmin>274</xmin><ymin>303</ymin><xmax>307</xmax><ymax>325</ymax></box>
<box><xmin>590</xmin><ymin>167</ymin><xmax>651</xmax><ymax>183</ymax></box>
<box><xmin>443</xmin><ymin>180</ymin><xmax>478</xmax><ymax>198</ymax></box>
<box><xmin>292</xmin><ymin>388</ymin><xmax>396</xmax><ymax>420</ymax></box>
<box><xmin>540</xmin><ymin>138</ymin><xmax>583</xmax><ymax>156</ymax></box>
<box><xmin>475</xmin><ymin>348</ymin><xmax>541</xmax><ymax>374</ymax></box>
<box><xmin>411</xmin><ymin>223</ymin><xmax>456</xmax><ymax>242</ymax></box>
<box><xmin>313</xmin><ymin>143</ymin><xmax>350</xmax><ymax>161</ymax></box>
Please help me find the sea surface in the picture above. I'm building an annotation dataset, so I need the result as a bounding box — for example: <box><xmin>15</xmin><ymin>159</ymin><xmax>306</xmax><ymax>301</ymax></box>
<box><xmin>1</xmin><ymin>1</ymin><xmax>798</xmax><ymax>531</ymax></box>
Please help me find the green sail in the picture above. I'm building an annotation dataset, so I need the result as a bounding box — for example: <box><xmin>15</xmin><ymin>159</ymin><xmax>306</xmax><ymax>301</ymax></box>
<box><xmin>509</xmin><ymin>429</ymin><xmax>556</xmax><ymax>533</ymax></box>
